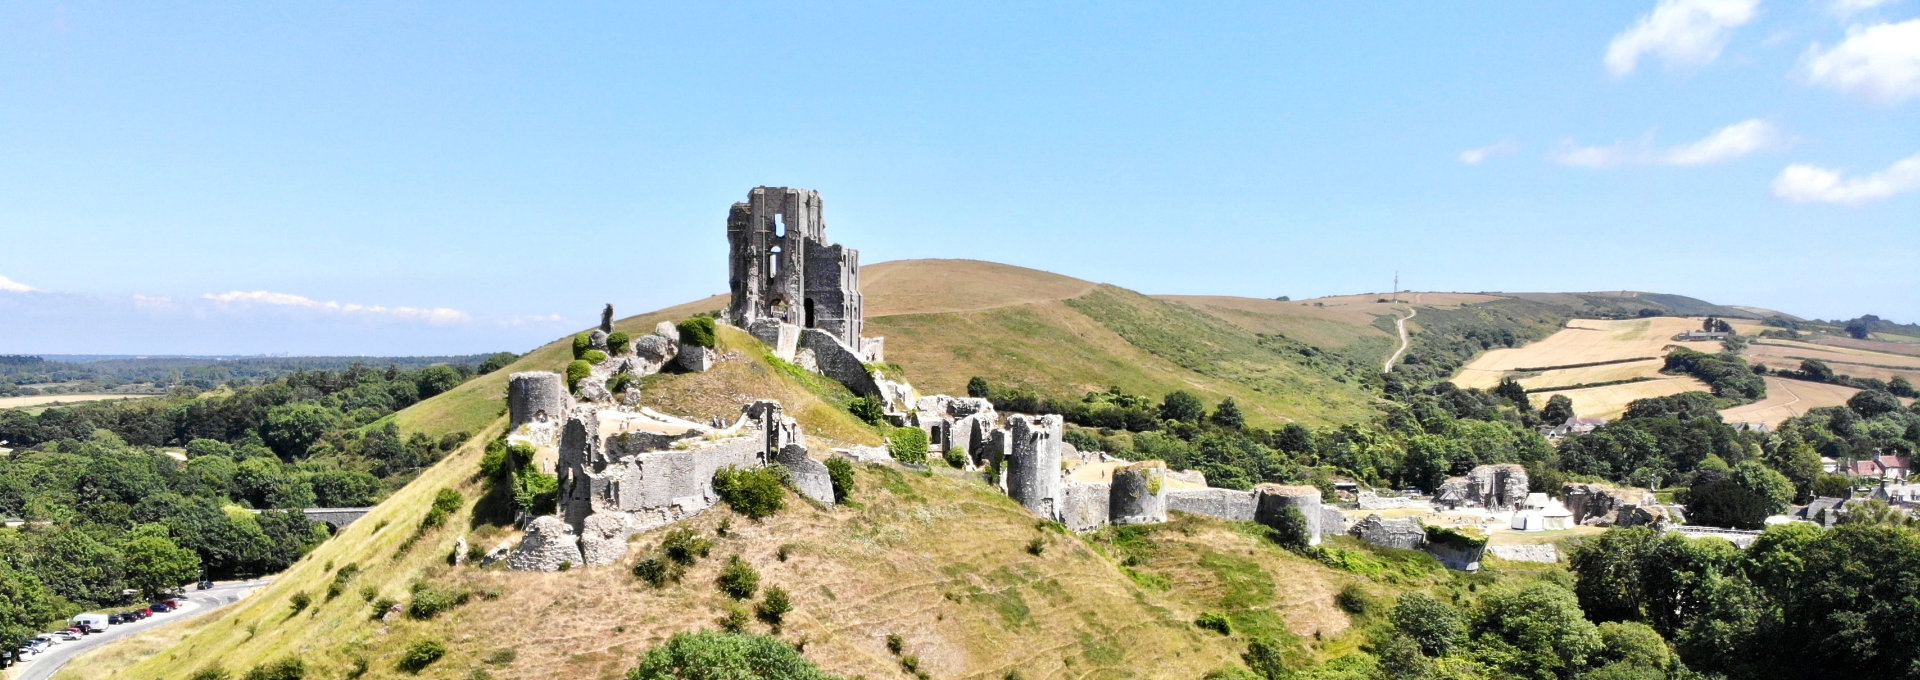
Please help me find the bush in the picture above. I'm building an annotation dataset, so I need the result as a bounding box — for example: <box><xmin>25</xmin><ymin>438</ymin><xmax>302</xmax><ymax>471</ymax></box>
<box><xmin>572</xmin><ymin>332</ymin><xmax>592</xmax><ymax>360</ymax></box>
<box><xmin>422</xmin><ymin>488</ymin><xmax>463</xmax><ymax>529</ymax></box>
<box><xmin>607</xmin><ymin>373</ymin><xmax>637</xmax><ymax>396</ymax></box>
<box><xmin>944</xmin><ymin>445</ymin><xmax>968</xmax><ymax>469</ymax></box>
<box><xmin>399</xmin><ymin>640</ymin><xmax>446</xmax><ymax>673</ymax></box>
<box><xmin>189</xmin><ymin>668</ymin><xmax>231</xmax><ymax>680</ymax></box>
<box><xmin>1268</xmin><ymin>507</ymin><xmax>1311</xmax><ymax>552</ymax></box>
<box><xmin>662</xmin><ymin>527</ymin><xmax>712</xmax><ymax>565</ymax></box>
<box><xmin>627</xmin><ymin>631</ymin><xmax>835</xmax><ymax>680</ymax></box>
<box><xmin>677</xmin><ymin>317</ymin><xmax>718</xmax><ymax>349</ymax></box>
<box><xmin>513</xmin><ymin>470</ymin><xmax>559</xmax><ymax>516</ymax></box>
<box><xmin>289</xmin><ymin>591</ymin><xmax>311</xmax><ymax>614</ymax></box>
<box><xmin>1026</xmin><ymin>537</ymin><xmax>1047</xmax><ymax>556</ymax></box>
<box><xmin>886</xmin><ymin>633</ymin><xmax>905</xmax><ymax>655</ymax></box>
<box><xmin>824</xmin><ymin>457</ymin><xmax>855</xmax><ymax>504</ymax></box>
<box><xmin>848</xmin><ymin>396</ymin><xmax>884</xmax><ymax>424</ymax></box>
<box><xmin>480</xmin><ymin>439</ymin><xmax>510</xmax><ymax>479</ymax></box>
<box><xmin>717</xmin><ymin>555</ymin><xmax>760</xmax><ymax>600</ymax></box>
<box><xmin>718</xmin><ymin>604</ymin><xmax>749</xmax><ymax>633</ymax></box>
<box><xmin>713</xmin><ymin>465</ymin><xmax>787</xmax><ymax>519</ymax></box>
<box><xmin>243</xmin><ymin>658</ymin><xmax>307</xmax><ymax>680</ymax></box>
<box><xmin>889</xmin><ymin>428</ymin><xmax>929</xmax><ymax>465</ymax></box>
<box><xmin>407</xmin><ymin>587</ymin><xmax>460</xmax><ymax>620</ymax></box>
<box><xmin>582</xmin><ymin>349</ymin><xmax>609</xmax><ymax>365</ymax></box>
<box><xmin>370</xmin><ymin>596</ymin><xmax>397</xmax><ymax>619</ymax></box>
<box><xmin>757</xmin><ymin>586</ymin><xmax>792</xmax><ymax>625</ymax></box>
<box><xmin>633</xmin><ymin>557</ymin><xmax>682</xmax><ymax>587</ymax></box>
<box><xmin>1335</xmin><ymin>583</ymin><xmax>1372</xmax><ymax>615</ymax></box>
<box><xmin>1196</xmin><ymin>611</ymin><xmax>1233</xmax><ymax>635</ymax></box>
<box><xmin>967</xmin><ymin>377</ymin><xmax>990</xmax><ymax>398</ymax></box>
<box><xmin>485</xmin><ymin>649</ymin><xmax>517</xmax><ymax>665</ymax></box>
<box><xmin>565</xmin><ymin>360</ymin><xmax>592</xmax><ymax>393</ymax></box>
<box><xmin>607</xmin><ymin>331</ymin><xmax>631</xmax><ymax>355</ymax></box>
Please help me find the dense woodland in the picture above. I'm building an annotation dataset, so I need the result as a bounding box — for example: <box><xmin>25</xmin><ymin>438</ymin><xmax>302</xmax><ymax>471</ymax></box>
<box><xmin>0</xmin><ymin>356</ymin><xmax>513</xmax><ymax>651</ymax></box>
<box><xmin>0</xmin><ymin>353</ymin><xmax>515</xmax><ymax>396</ymax></box>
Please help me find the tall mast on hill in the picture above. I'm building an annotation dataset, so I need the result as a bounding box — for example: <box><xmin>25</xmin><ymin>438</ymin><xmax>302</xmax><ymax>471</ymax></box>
<box><xmin>1393</xmin><ymin>271</ymin><xmax>1399</xmax><ymax>303</ymax></box>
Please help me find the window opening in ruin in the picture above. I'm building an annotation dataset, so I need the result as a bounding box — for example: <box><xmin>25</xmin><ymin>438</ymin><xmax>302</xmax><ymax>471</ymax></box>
<box><xmin>804</xmin><ymin>298</ymin><xmax>816</xmax><ymax>328</ymax></box>
<box><xmin>773</xmin><ymin>213</ymin><xmax>786</xmax><ymax>239</ymax></box>
<box><xmin>768</xmin><ymin>245</ymin><xmax>781</xmax><ymax>278</ymax></box>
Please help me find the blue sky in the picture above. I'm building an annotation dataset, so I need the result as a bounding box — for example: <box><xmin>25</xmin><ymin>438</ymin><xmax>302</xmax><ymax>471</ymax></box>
<box><xmin>2</xmin><ymin>1</ymin><xmax>1916</xmax><ymax>355</ymax></box>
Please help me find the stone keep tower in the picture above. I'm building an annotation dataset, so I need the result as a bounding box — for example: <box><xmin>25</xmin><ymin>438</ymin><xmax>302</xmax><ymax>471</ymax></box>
<box><xmin>726</xmin><ymin>187</ymin><xmax>864</xmax><ymax>347</ymax></box>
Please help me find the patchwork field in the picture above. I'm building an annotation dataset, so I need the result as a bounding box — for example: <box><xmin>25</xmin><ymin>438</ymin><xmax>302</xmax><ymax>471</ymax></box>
<box><xmin>1512</xmin><ymin>359</ymin><xmax>1666</xmax><ymax>391</ymax></box>
<box><xmin>1454</xmin><ymin>317</ymin><xmax>1752</xmax><ymax>390</ymax></box>
<box><xmin>1718</xmin><ymin>377</ymin><xmax>1862</xmax><ymax>428</ymax></box>
<box><xmin>1815</xmin><ymin>335</ymin><xmax>1920</xmax><ymax>357</ymax></box>
<box><xmin>0</xmin><ymin>393</ymin><xmax>160</xmax><ymax>410</ymax></box>
<box><xmin>1524</xmin><ymin>375</ymin><xmax>1712</xmax><ymax>419</ymax></box>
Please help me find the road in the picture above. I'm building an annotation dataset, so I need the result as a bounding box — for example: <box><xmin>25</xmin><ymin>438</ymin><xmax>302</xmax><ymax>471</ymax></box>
<box><xmin>9</xmin><ymin>579</ymin><xmax>269</xmax><ymax>680</ymax></box>
<box><xmin>1384</xmin><ymin>305</ymin><xmax>1418</xmax><ymax>372</ymax></box>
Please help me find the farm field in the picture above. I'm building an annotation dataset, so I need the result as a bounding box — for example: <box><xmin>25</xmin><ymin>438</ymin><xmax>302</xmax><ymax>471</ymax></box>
<box><xmin>1525</xmin><ymin>375</ymin><xmax>1711</xmax><ymax>419</ymax></box>
<box><xmin>1454</xmin><ymin>317</ymin><xmax>1756</xmax><ymax>389</ymax></box>
<box><xmin>1718</xmin><ymin>377</ymin><xmax>1862</xmax><ymax>428</ymax></box>
<box><xmin>1745</xmin><ymin>340</ymin><xmax>1920</xmax><ymax>385</ymax></box>
<box><xmin>1513</xmin><ymin>358</ymin><xmax>1665</xmax><ymax>391</ymax></box>
<box><xmin>1808</xmin><ymin>335</ymin><xmax>1920</xmax><ymax>357</ymax></box>
<box><xmin>0</xmin><ymin>393</ymin><xmax>160</xmax><ymax>410</ymax></box>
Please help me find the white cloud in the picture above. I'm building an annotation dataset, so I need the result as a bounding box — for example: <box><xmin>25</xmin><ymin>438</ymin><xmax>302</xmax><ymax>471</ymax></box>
<box><xmin>0</xmin><ymin>275</ymin><xmax>34</xmax><ymax>293</ymax></box>
<box><xmin>1553</xmin><ymin>119</ymin><xmax>1783</xmax><ymax>167</ymax></box>
<box><xmin>1771</xmin><ymin>152</ymin><xmax>1920</xmax><ymax>203</ymax></box>
<box><xmin>1826</xmin><ymin>0</ymin><xmax>1901</xmax><ymax>18</ymax></box>
<box><xmin>1798</xmin><ymin>20</ymin><xmax>1920</xmax><ymax>103</ymax></box>
<box><xmin>1606</xmin><ymin>0</ymin><xmax>1760</xmax><ymax>77</ymax></box>
<box><xmin>1458</xmin><ymin>139</ymin><xmax>1521</xmax><ymax>165</ymax></box>
<box><xmin>201</xmin><ymin>290</ymin><xmax>472</xmax><ymax>325</ymax></box>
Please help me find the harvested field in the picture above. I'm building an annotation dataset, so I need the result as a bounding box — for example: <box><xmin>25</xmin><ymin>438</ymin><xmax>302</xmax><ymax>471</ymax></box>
<box><xmin>1719</xmin><ymin>377</ymin><xmax>1862</xmax><ymax>428</ymax></box>
<box><xmin>1812</xmin><ymin>335</ymin><xmax>1920</xmax><ymax>357</ymax></box>
<box><xmin>0</xmin><ymin>393</ymin><xmax>159</xmax><ymax>410</ymax></box>
<box><xmin>1525</xmin><ymin>376</ymin><xmax>1711</xmax><ymax>419</ymax></box>
<box><xmin>1514</xmin><ymin>359</ymin><xmax>1667</xmax><ymax>391</ymax></box>
<box><xmin>1455</xmin><ymin>318</ymin><xmax>1733</xmax><ymax>389</ymax></box>
<box><xmin>1750</xmin><ymin>339</ymin><xmax>1920</xmax><ymax>367</ymax></box>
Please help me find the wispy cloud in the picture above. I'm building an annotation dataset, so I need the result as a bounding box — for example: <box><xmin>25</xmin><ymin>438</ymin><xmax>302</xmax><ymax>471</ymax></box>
<box><xmin>1553</xmin><ymin>118</ymin><xmax>1784</xmax><ymax>167</ymax></box>
<box><xmin>1458</xmin><ymin>139</ymin><xmax>1521</xmax><ymax>165</ymax></box>
<box><xmin>0</xmin><ymin>275</ymin><xmax>36</xmax><ymax>293</ymax></box>
<box><xmin>1772</xmin><ymin>152</ymin><xmax>1920</xmax><ymax>204</ymax></box>
<box><xmin>201</xmin><ymin>290</ymin><xmax>472</xmax><ymax>325</ymax></box>
<box><xmin>1606</xmin><ymin>0</ymin><xmax>1759</xmax><ymax>77</ymax></box>
<box><xmin>1797</xmin><ymin>20</ymin><xmax>1920</xmax><ymax>103</ymax></box>
<box><xmin>1826</xmin><ymin>0</ymin><xmax>1902</xmax><ymax>19</ymax></box>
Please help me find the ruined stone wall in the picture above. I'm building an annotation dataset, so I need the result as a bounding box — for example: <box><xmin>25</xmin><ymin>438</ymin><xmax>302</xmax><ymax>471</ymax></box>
<box><xmin>1006</xmin><ymin>415</ymin><xmax>1064</xmax><ymax>521</ymax></box>
<box><xmin>1060</xmin><ymin>481</ymin><xmax>1112</xmax><ymax>532</ymax></box>
<box><xmin>799</xmin><ymin>328</ymin><xmax>882</xmax><ymax>397</ymax></box>
<box><xmin>1254</xmin><ymin>484</ymin><xmax>1324</xmax><ymax>546</ymax></box>
<box><xmin>775</xmin><ymin>444</ymin><xmax>835</xmax><ymax>505</ymax></box>
<box><xmin>508</xmin><ymin>372</ymin><xmax>570</xmax><ymax>431</ymax></box>
<box><xmin>725</xmin><ymin>187</ymin><xmax>863</xmax><ymax>348</ymax></box>
<box><xmin>1109</xmin><ymin>463</ymin><xmax>1168</xmax><ymax>525</ymax></box>
<box><xmin>1348</xmin><ymin>514</ymin><xmax>1427</xmax><ymax>550</ymax></box>
<box><xmin>804</xmin><ymin>240</ymin><xmax>862</xmax><ymax>345</ymax></box>
<box><xmin>748</xmin><ymin>320</ymin><xmax>802</xmax><ymax>362</ymax></box>
<box><xmin>1166</xmin><ymin>488</ymin><xmax>1257</xmax><ymax>521</ymax></box>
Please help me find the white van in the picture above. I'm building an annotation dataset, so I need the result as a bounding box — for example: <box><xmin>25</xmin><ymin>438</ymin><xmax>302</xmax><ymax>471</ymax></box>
<box><xmin>72</xmin><ymin>613</ymin><xmax>109</xmax><ymax>633</ymax></box>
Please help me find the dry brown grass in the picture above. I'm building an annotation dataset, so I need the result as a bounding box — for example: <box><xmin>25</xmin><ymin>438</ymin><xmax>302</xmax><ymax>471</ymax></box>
<box><xmin>0</xmin><ymin>393</ymin><xmax>159</xmax><ymax>410</ymax></box>
<box><xmin>861</xmin><ymin>259</ymin><xmax>1096</xmax><ymax>316</ymax></box>
<box><xmin>1818</xmin><ymin>335</ymin><xmax>1920</xmax><ymax>357</ymax></box>
<box><xmin>1152</xmin><ymin>295</ymin><xmax>1402</xmax><ymax>351</ymax></box>
<box><xmin>1513</xmin><ymin>359</ymin><xmax>1667</xmax><ymax>391</ymax></box>
<box><xmin>1718</xmin><ymin>377</ymin><xmax>1863</xmax><ymax>428</ymax></box>
<box><xmin>639</xmin><ymin>326</ymin><xmax>882</xmax><ymax>446</ymax></box>
<box><xmin>1455</xmin><ymin>318</ymin><xmax>1733</xmax><ymax>389</ymax></box>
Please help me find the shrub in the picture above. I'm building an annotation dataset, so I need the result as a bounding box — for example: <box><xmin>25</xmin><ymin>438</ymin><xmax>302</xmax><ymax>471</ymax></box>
<box><xmin>967</xmin><ymin>377</ymin><xmax>990</xmax><ymax>398</ymax></box>
<box><xmin>718</xmin><ymin>604</ymin><xmax>749</xmax><ymax>633</ymax></box>
<box><xmin>633</xmin><ymin>557</ymin><xmax>682</xmax><ymax>587</ymax></box>
<box><xmin>944</xmin><ymin>445</ymin><xmax>968</xmax><ymax>469</ymax></box>
<box><xmin>422</xmin><ymin>488</ymin><xmax>463</xmax><ymax>529</ymax></box>
<box><xmin>607</xmin><ymin>331</ymin><xmax>631</xmax><ymax>355</ymax></box>
<box><xmin>407</xmin><ymin>587</ymin><xmax>460</xmax><ymax>620</ymax></box>
<box><xmin>677</xmin><ymin>317</ymin><xmax>718</xmax><ymax>349</ymax></box>
<box><xmin>288</xmin><ymin>591</ymin><xmax>311</xmax><ymax>614</ymax></box>
<box><xmin>848</xmin><ymin>397</ymin><xmax>885</xmax><ymax>424</ymax></box>
<box><xmin>572</xmin><ymin>332</ymin><xmax>592</xmax><ymax>359</ymax></box>
<box><xmin>485</xmin><ymin>649</ymin><xmax>517</xmax><ymax>665</ymax></box>
<box><xmin>1196</xmin><ymin>611</ymin><xmax>1233</xmax><ymax>635</ymax></box>
<box><xmin>717</xmin><ymin>555</ymin><xmax>760</xmax><ymax>600</ymax></box>
<box><xmin>888</xmin><ymin>427</ymin><xmax>929</xmax><ymax>465</ymax></box>
<box><xmin>399</xmin><ymin>640</ymin><xmax>446</xmax><ymax>673</ymax></box>
<box><xmin>1243</xmin><ymin>637</ymin><xmax>1288</xmax><ymax>680</ymax></box>
<box><xmin>757</xmin><ymin>586</ymin><xmax>792</xmax><ymax>625</ymax></box>
<box><xmin>582</xmin><ymin>349</ymin><xmax>609</xmax><ymax>365</ymax></box>
<box><xmin>824</xmin><ymin>457</ymin><xmax>855</xmax><ymax>504</ymax></box>
<box><xmin>243</xmin><ymin>658</ymin><xmax>307</xmax><ymax>680</ymax></box>
<box><xmin>513</xmin><ymin>470</ymin><xmax>559</xmax><ymax>516</ymax></box>
<box><xmin>565</xmin><ymin>360</ymin><xmax>592</xmax><ymax>393</ymax></box>
<box><xmin>717</xmin><ymin>516</ymin><xmax>733</xmax><ymax>537</ymax></box>
<box><xmin>627</xmin><ymin>631</ymin><xmax>834</xmax><ymax>680</ymax></box>
<box><xmin>371</xmin><ymin>596</ymin><xmax>397</xmax><ymax>619</ymax></box>
<box><xmin>662</xmin><ymin>527</ymin><xmax>712</xmax><ymax>565</ymax></box>
<box><xmin>1335</xmin><ymin>583</ymin><xmax>1372</xmax><ymax>615</ymax></box>
<box><xmin>189</xmin><ymin>668</ymin><xmax>231</xmax><ymax>680</ymax></box>
<box><xmin>713</xmin><ymin>465</ymin><xmax>787</xmax><ymax>519</ymax></box>
<box><xmin>1268</xmin><ymin>507</ymin><xmax>1311</xmax><ymax>552</ymax></box>
<box><xmin>1026</xmin><ymin>537</ymin><xmax>1046</xmax><ymax>556</ymax></box>
<box><xmin>480</xmin><ymin>439</ymin><xmax>510</xmax><ymax>480</ymax></box>
<box><xmin>776</xmin><ymin>544</ymin><xmax>793</xmax><ymax>561</ymax></box>
<box><xmin>886</xmin><ymin>633</ymin><xmax>905</xmax><ymax>655</ymax></box>
<box><xmin>607</xmin><ymin>373</ymin><xmax>637</xmax><ymax>396</ymax></box>
<box><xmin>899</xmin><ymin>655</ymin><xmax>921</xmax><ymax>673</ymax></box>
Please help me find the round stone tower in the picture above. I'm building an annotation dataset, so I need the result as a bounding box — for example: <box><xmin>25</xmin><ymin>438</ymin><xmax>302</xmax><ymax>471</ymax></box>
<box><xmin>1253</xmin><ymin>484</ymin><xmax>1324</xmax><ymax>546</ymax></box>
<box><xmin>1005</xmin><ymin>414</ymin><xmax>1064</xmax><ymax>521</ymax></box>
<box><xmin>1109</xmin><ymin>461</ymin><xmax>1168</xmax><ymax>525</ymax></box>
<box><xmin>507</xmin><ymin>371</ymin><xmax>571</xmax><ymax>430</ymax></box>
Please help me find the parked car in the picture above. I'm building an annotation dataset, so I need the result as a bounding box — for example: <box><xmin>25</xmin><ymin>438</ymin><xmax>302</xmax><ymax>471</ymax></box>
<box><xmin>14</xmin><ymin>647</ymin><xmax>36</xmax><ymax>660</ymax></box>
<box><xmin>56</xmin><ymin>630</ymin><xmax>83</xmax><ymax>641</ymax></box>
<box><xmin>198</xmin><ymin>580</ymin><xmax>214</xmax><ymax>590</ymax></box>
<box><xmin>151</xmin><ymin>603</ymin><xmax>173</xmax><ymax>613</ymax></box>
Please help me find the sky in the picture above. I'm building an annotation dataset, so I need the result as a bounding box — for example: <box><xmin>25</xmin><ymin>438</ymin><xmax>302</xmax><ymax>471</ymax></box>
<box><xmin>2</xmin><ymin>1</ymin><xmax>1916</xmax><ymax>356</ymax></box>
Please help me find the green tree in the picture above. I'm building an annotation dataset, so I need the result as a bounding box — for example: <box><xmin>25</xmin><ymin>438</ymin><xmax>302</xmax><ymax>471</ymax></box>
<box><xmin>122</xmin><ymin>530</ymin><xmax>201</xmax><ymax>600</ymax></box>
<box><xmin>1210</xmin><ymin>398</ymin><xmax>1246</xmax><ymax>430</ymax></box>
<box><xmin>1472</xmin><ymin>583</ymin><xmax>1602</xmax><ymax>680</ymax></box>
<box><xmin>1681</xmin><ymin>461</ymin><xmax>1793</xmax><ymax>529</ymax></box>
<box><xmin>1160</xmin><ymin>391</ymin><xmax>1206</xmax><ymax>423</ymax></box>
<box><xmin>1799</xmin><ymin>359</ymin><xmax>1835</xmax><ymax>383</ymax></box>
<box><xmin>306</xmin><ymin>469</ymin><xmax>379</xmax><ymax>507</ymax></box>
<box><xmin>1891</xmin><ymin>376</ymin><xmax>1916</xmax><ymax>398</ymax></box>
<box><xmin>28</xmin><ymin>526</ymin><xmax>126</xmax><ymax>605</ymax></box>
<box><xmin>0</xmin><ymin>560</ymin><xmax>72</xmax><ymax>653</ymax></box>
<box><xmin>966</xmin><ymin>377</ymin><xmax>990</xmax><ymax>399</ymax></box>
<box><xmin>262</xmin><ymin>403</ymin><xmax>342</xmax><ymax>459</ymax></box>
<box><xmin>1594</xmin><ymin>621</ymin><xmax>1671</xmax><ymax>670</ymax></box>
<box><xmin>1847</xmin><ymin>389</ymin><xmax>1903</xmax><ymax>418</ymax></box>
<box><xmin>1541</xmin><ymin>394</ymin><xmax>1576</xmax><ymax>425</ymax></box>
<box><xmin>1391</xmin><ymin>592</ymin><xmax>1465</xmax><ymax>656</ymax></box>
<box><xmin>476</xmin><ymin>352</ymin><xmax>518</xmax><ymax>374</ymax></box>
<box><xmin>626</xmin><ymin>631</ymin><xmax>839</xmax><ymax>680</ymax></box>
<box><xmin>414</xmin><ymin>366</ymin><xmax>463</xmax><ymax>400</ymax></box>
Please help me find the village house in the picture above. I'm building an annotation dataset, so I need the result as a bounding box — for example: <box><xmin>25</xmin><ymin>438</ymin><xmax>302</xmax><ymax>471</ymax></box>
<box><xmin>1847</xmin><ymin>451</ymin><xmax>1910</xmax><ymax>483</ymax></box>
<box><xmin>1541</xmin><ymin>416</ymin><xmax>1608</xmax><ymax>440</ymax></box>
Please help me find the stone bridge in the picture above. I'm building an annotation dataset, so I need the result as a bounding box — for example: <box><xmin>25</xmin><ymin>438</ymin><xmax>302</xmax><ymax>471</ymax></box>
<box><xmin>304</xmin><ymin>507</ymin><xmax>375</xmax><ymax>530</ymax></box>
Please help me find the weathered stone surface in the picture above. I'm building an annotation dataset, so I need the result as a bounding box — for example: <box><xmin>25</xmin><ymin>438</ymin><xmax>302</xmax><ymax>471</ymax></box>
<box><xmin>775</xmin><ymin>444</ymin><xmax>835</xmax><ymax>504</ymax></box>
<box><xmin>508</xmin><ymin>516</ymin><xmax>584</xmax><ymax>572</ymax></box>
<box><xmin>600</xmin><ymin>304</ymin><xmax>615</xmax><ymax>333</ymax></box>
<box><xmin>1563</xmin><ymin>482</ymin><xmax>1658</xmax><ymax>525</ymax></box>
<box><xmin>1254</xmin><ymin>484</ymin><xmax>1325</xmax><ymax>546</ymax></box>
<box><xmin>560</xmin><ymin>434</ymin><xmax>766</xmax><ymax>534</ymax></box>
<box><xmin>632</xmin><ymin>334</ymin><xmax>678</xmax><ymax>375</ymax></box>
<box><xmin>578</xmin><ymin>377</ymin><xmax>612</xmax><ymax>403</ymax></box>
<box><xmin>508</xmin><ymin>372</ymin><xmax>570</xmax><ymax>431</ymax></box>
<box><xmin>589</xmin><ymin>329</ymin><xmax>610</xmax><ymax>351</ymax></box>
<box><xmin>655</xmin><ymin>321</ymin><xmax>680</xmax><ymax>342</ymax></box>
<box><xmin>1321</xmin><ymin>506</ymin><xmax>1349</xmax><ymax>535</ymax></box>
<box><xmin>748</xmin><ymin>319</ymin><xmax>802</xmax><ymax>362</ymax></box>
<box><xmin>1427</xmin><ymin>541</ymin><xmax>1484</xmax><ymax>572</ymax></box>
<box><xmin>1487</xmin><ymin>544</ymin><xmax>1558</xmax><ymax>563</ymax></box>
<box><xmin>799</xmin><ymin>328</ymin><xmax>881</xmax><ymax>396</ymax></box>
<box><xmin>1167</xmin><ymin>488</ymin><xmax>1256</xmax><ymax>521</ymax></box>
<box><xmin>838</xmin><ymin>446</ymin><xmax>891</xmax><ymax>463</ymax></box>
<box><xmin>1006</xmin><ymin>415</ymin><xmax>1065</xmax><ymax>521</ymax></box>
<box><xmin>1109</xmin><ymin>462</ymin><xmax>1168</xmax><ymax>525</ymax></box>
<box><xmin>1348</xmin><ymin>513</ymin><xmax>1427</xmax><ymax>550</ymax></box>
<box><xmin>1435</xmin><ymin>477</ymin><xmax>1473</xmax><ymax>509</ymax></box>
<box><xmin>452</xmin><ymin>535</ymin><xmax>469</xmax><ymax>566</ymax></box>
<box><xmin>1464</xmin><ymin>464</ymin><xmax>1529</xmax><ymax>512</ymax></box>
<box><xmin>1060</xmin><ymin>481</ymin><xmax>1112</xmax><ymax>532</ymax></box>
<box><xmin>1358</xmin><ymin>491</ymin><xmax>1425</xmax><ymax>510</ymax></box>
<box><xmin>676</xmin><ymin>343</ymin><xmax>714</xmax><ymax>372</ymax></box>
<box><xmin>860</xmin><ymin>337</ymin><xmax>885</xmax><ymax>363</ymax></box>
<box><xmin>725</xmin><ymin>187</ymin><xmax>864</xmax><ymax>348</ymax></box>
<box><xmin>578</xmin><ymin>512</ymin><xmax>636</xmax><ymax>566</ymax></box>
<box><xmin>1166</xmin><ymin>469</ymin><xmax>1207</xmax><ymax>487</ymax></box>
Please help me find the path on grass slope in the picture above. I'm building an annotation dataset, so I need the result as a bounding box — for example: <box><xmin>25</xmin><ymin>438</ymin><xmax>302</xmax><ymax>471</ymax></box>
<box><xmin>1385</xmin><ymin>304</ymin><xmax>1418</xmax><ymax>373</ymax></box>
